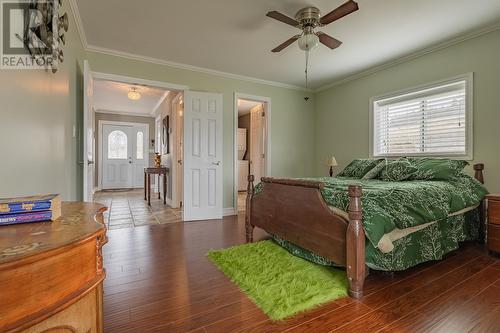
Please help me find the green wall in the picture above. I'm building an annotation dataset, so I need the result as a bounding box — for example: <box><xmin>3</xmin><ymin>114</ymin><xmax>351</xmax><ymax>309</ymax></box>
<box><xmin>85</xmin><ymin>51</ymin><xmax>316</xmax><ymax>208</ymax></box>
<box><xmin>315</xmin><ymin>29</ymin><xmax>500</xmax><ymax>192</ymax></box>
<box><xmin>0</xmin><ymin>2</ymin><xmax>85</xmax><ymax>200</ymax></box>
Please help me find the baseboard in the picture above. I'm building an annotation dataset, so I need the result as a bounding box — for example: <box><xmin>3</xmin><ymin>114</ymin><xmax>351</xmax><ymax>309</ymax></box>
<box><xmin>223</xmin><ymin>207</ymin><xmax>237</xmax><ymax>217</ymax></box>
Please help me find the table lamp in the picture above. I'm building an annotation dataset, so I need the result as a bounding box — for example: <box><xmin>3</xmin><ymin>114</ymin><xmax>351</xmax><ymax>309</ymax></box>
<box><xmin>329</xmin><ymin>156</ymin><xmax>338</xmax><ymax>177</ymax></box>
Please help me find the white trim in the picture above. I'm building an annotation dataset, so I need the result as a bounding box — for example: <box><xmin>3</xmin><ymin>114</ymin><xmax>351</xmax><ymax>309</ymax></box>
<box><xmin>369</xmin><ymin>73</ymin><xmax>474</xmax><ymax>160</ymax></box>
<box><xmin>233</xmin><ymin>93</ymin><xmax>272</xmax><ymax>211</ymax></box>
<box><xmin>87</xmin><ymin>45</ymin><xmax>311</xmax><ymax>92</ymax></box>
<box><xmin>151</xmin><ymin>91</ymin><xmax>170</xmax><ymax>117</ymax></box>
<box><xmin>95</xmin><ymin>109</ymin><xmax>156</xmax><ymax>118</ymax></box>
<box><xmin>92</xmin><ymin>71</ymin><xmax>188</xmax><ymax>92</ymax></box>
<box><xmin>69</xmin><ymin>0</ymin><xmax>499</xmax><ymax>93</ymax></box>
<box><xmin>98</xmin><ymin>120</ymin><xmax>150</xmax><ymax>189</ymax></box>
<box><xmin>317</xmin><ymin>24</ymin><xmax>500</xmax><ymax>92</ymax></box>
<box><xmin>223</xmin><ymin>207</ymin><xmax>237</xmax><ymax>217</ymax></box>
<box><xmin>67</xmin><ymin>0</ymin><xmax>88</xmax><ymax>48</ymax></box>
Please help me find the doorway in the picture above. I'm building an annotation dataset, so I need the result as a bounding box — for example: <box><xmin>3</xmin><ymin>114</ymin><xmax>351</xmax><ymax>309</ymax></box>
<box><xmin>101</xmin><ymin>122</ymin><xmax>148</xmax><ymax>189</ymax></box>
<box><xmin>234</xmin><ymin>93</ymin><xmax>271</xmax><ymax>213</ymax></box>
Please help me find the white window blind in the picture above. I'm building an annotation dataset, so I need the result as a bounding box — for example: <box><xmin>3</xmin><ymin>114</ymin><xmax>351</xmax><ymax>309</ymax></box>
<box><xmin>372</xmin><ymin>75</ymin><xmax>472</xmax><ymax>158</ymax></box>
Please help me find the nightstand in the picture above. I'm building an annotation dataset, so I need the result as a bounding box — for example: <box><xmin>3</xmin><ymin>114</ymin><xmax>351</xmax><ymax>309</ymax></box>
<box><xmin>486</xmin><ymin>194</ymin><xmax>500</xmax><ymax>254</ymax></box>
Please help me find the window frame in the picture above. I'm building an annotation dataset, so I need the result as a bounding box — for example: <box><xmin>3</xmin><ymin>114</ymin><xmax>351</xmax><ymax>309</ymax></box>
<box><xmin>369</xmin><ymin>73</ymin><xmax>474</xmax><ymax>160</ymax></box>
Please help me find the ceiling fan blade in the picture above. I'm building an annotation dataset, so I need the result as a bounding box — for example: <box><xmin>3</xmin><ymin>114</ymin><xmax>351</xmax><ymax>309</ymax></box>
<box><xmin>266</xmin><ymin>11</ymin><xmax>299</xmax><ymax>27</ymax></box>
<box><xmin>316</xmin><ymin>32</ymin><xmax>342</xmax><ymax>49</ymax></box>
<box><xmin>271</xmin><ymin>35</ymin><xmax>300</xmax><ymax>53</ymax></box>
<box><xmin>320</xmin><ymin>0</ymin><xmax>359</xmax><ymax>25</ymax></box>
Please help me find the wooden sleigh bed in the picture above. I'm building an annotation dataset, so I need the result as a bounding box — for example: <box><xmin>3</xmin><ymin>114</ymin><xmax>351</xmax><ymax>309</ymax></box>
<box><xmin>244</xmin><ymin>163</ymin><xmax>486</xmax><ymax>299</ymax></box>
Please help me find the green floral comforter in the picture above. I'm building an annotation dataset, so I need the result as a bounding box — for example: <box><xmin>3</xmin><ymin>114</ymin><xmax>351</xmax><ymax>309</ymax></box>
<box><xmin>310</xmin><ymin>175</ymin><xmax>486</xmax><ymax>249</ymax></box>
<box><xmin>256</xmin><ymin>174</ymin><xmax>486</xmax><ymax>251</ymax></box>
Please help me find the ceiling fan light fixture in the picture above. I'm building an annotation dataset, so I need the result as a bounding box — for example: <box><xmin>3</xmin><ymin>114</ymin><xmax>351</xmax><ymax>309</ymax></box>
<box><xmin>128</xmin><ymin>87</ymin><xmax>141</xmax><ymax>100</ymax></box>
<box><xmin>298</xmin><ymin>33</ymin><xmax>319</xmax><ymax>51</ymax></box>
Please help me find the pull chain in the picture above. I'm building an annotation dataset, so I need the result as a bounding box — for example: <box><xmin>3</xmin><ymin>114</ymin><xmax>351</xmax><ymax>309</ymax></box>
<box><xmin>305</xmin><ymin>50</ymin><xmax>309</xmax><ymax>89</ymax></box>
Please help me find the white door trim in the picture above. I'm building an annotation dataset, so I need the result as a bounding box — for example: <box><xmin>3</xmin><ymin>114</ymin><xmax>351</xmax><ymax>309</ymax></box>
<box><xmin>98</xmin><ymin>120</ymin><xmax>150</xmax><ymax>190</ymax></box>
<box><xmin>233</xmin><ymin>92</ymin><xmax>272</xmax><ymax>215</ymax></box>
<box><xmin>92</xmin><ymin>71</ymin><xmax>188</xmax><ymax>91</ymax></box>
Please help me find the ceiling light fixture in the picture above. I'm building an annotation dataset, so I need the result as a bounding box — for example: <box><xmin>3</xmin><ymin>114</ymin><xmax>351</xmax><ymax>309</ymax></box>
<box><xmin>128</xmin><ymin>87</ymin><xmax>141</xmax><ymax>100</ymax></box>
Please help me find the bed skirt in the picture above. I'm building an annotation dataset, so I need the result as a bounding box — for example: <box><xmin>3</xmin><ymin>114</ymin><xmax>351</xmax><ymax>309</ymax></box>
<box><xmin>272</xmin><ymin>208</ymin><xmax>480</xmax><ymax>272</ymax></box>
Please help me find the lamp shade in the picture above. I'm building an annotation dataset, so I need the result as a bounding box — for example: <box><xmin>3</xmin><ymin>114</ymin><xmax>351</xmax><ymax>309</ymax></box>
<box><xmin>329</xmin><ymin>156</ymin><xmax>338</xmax><ymax>167</ymax></box>
<box><xmin>298</xmin><ymin>33</ymin><xmax>319</xmax><ymax>51</ymax></box>
<box><xmin>128</xmin><ymin>88</ymin><xmax>141</xmax><ymax>101</ymax></box>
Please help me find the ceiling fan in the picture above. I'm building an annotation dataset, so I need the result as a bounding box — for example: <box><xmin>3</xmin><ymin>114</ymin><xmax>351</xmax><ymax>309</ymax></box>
<box><xmin>267</xmin><ymin>0</ymin><xmax>359</xmax><ymax>53</ymax></box>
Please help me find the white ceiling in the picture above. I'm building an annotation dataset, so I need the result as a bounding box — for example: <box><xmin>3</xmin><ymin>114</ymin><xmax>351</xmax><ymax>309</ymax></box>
<box><xmin>93</xmin><ymin>80</ymin><xmax>168</xmax><ymax>116</ymax></box>
<box><xmin>238</xmin><ymin>99</ymin><xmax>261</xmax><ymax>116</ymax></box>
<box><xmin>75</xmin><ymin>0</ymin><xmax>500</xmax><ymax>89</ymax></box>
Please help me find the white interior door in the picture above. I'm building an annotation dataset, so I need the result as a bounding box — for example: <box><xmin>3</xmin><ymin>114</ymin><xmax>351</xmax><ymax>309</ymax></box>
<box><xmin>183</xmin><ymin>91</ymin><xmax>223</xmax><ymax>221</ymax></box>
<box><xmin>250</xmin><ymin>104</ymin><xmax>265</xmax><ymax>183</ymax></box>
<box><xmin>83</xmin><ymin>60</ymin><xmax>95</xmax><ymax>202</ymax></box>
<box><xmin>102</xmin><ymin>124</ymin><xmax>133</xmax><ymax>189</ymax></box>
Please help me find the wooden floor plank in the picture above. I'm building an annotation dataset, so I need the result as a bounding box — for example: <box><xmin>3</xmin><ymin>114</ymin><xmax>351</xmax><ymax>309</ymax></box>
<box><xmin>236</xmin><ymin>297</ymin><xmax>353</xmax><ymax>333</ymax></box>
<box><xmin>376</xmin><ymin>266</ymin><xmax>500</xmax><ymax>332</ymax></box>
<box><xmin>99</xmin><ymin>199</ymin><xmax>500</xmax><ymax>333</ymax></box>
<box><xmin>361</xmin><ymin>246</ymin><xmax>482</xmax><ymax>308</ymax></box>
<box><xmin>330</xmin><ymin>255</ymin><xmax>494</xmax><ymax>333</ymax></box>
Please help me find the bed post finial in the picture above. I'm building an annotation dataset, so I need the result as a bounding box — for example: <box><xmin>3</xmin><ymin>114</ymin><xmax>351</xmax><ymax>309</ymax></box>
<box><xmin>347</xmin><ymin>185</ymin><xmax>365</xmax><ymax>299</ymax></box>
<box><xmin>473</xmin><ymin>163</ymin><xmax>485</xmax><ymax>184</ymax></box>
<box><xmin>245</xmin><ymin>175</ymin><xmax>255</xmax><ymax>243</ymax></box>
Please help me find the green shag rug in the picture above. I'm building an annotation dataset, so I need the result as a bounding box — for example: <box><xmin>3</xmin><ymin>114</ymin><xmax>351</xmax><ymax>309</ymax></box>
<box><xmin>207</xmin><ymin>240</ymin><xmax>348</xmax><ymax>320</ymax></box>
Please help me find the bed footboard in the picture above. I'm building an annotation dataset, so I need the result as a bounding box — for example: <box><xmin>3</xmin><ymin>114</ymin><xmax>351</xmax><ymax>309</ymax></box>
<box><xmin>245</xmin><ymin>175</ymin><xmax>366</xmax><ymax>298</ymax></box>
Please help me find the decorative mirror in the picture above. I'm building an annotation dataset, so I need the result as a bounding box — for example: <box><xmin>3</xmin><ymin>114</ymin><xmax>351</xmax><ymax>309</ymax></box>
<box><xmin>162</xmin><ymin>116</ymin><xmax>170</xmax><ymax>154</ymax></box>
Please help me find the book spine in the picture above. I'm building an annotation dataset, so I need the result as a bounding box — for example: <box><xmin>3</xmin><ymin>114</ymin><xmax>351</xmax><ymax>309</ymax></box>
<box><xmin>0</xmin><ymin>201</ymin><xmax>53</xmax><ymax>215</ymax></box>
<box><xmin>0</xmin><ymin>211</ymin><xmax>53</xmax><ymax>226</ymax></box>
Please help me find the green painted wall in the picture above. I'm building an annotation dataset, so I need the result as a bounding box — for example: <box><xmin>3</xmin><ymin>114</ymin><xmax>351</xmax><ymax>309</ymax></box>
<box><xmin>85</xmin><ymin>52</ymin><xmax>316</xmax><ymax>208</ymax></box>
<box><xmin>0</xmin><ymin>2</ymin><xmax>85</xmax><ymax>200</ymax></box>
<box><xmin>315</xmin><ymin>29</ymin><xmax>500</xmax><ymax>192</ymax></box>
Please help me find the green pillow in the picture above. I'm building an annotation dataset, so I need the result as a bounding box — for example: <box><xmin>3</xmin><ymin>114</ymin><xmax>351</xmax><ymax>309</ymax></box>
<box><xmin>404</xmin><ymin>157</ymin><xmax>469</xmax><ymax>180</ymax></box>
<box><xmin>337</xmin><ymin>158</ymin><xmax>385</xmax><ymax>178</ymax></box>
<box><xmin>380</xmin><ymin>160</ymin><xmax>417</xmax><ymax>181</ymax></box>
<box><xmin>362</xmin><ymin>160</ymin><xmax>387</xmax><ymax>180</ymax></box>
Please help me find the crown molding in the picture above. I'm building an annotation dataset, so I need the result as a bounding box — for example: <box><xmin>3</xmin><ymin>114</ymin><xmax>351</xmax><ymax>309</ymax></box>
<box><xmin>315</xmin><ymin>22</ymin><xmax>500</xmax><ymax>92</ymax></box>
<box><xmin>151</xmin><ymin>91</ymin><xmax>170</xmax><ymax>117</ymax></box>
<box><xmin>95</xmin><ymin>109</ymin><xmax>155</xmax><ymax>118</ymax></box>
<box><xmin>67</xmin><ymin>0</ymin><xmax>309</xmax><ymax>91</ymax></box>
<box><xmin>67</xmin><ymin>0</ymin><xmax>88</xmax><ymax>49</ymax></box>
<box><xmin>68</xmin><ymin>0</ymin><xmax>500</xmax><ymax>94</ymax></box>
<box><xmin>86</xmin><ymin>44</ymin><xmax>312</xmax><ymax>92</ymax></box>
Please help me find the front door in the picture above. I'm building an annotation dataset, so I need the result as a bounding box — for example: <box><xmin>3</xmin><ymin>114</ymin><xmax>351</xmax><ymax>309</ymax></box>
<box><xmin>102</xmin><ymin>123</ymin><xmax>148</xmax><ymax>189</ymax></box>
<box><xmin>183</xmin><ymin>91</ymin><xmax>223</xmax><ymax>221</ymax></box>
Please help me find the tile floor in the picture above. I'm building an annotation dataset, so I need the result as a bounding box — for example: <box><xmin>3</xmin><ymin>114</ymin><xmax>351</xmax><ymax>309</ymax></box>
<box><xmin>94</xmin><ymin>189</ymin><xmax>182</xmax><ymax>230</ymax></box>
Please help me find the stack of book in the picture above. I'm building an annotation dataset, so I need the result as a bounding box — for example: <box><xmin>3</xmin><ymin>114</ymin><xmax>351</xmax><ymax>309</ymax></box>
<box><xmin>0</xmin><ymin>194</ymin><xmax>61</xmax><ymax>226</ymax></box>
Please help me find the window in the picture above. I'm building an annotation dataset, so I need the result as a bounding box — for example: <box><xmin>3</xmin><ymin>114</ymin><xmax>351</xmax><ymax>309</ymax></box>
<box><xmin>371</xmin><ymin>74</ymin><xmax>472</xmax><ymax>159</ymax></box>
<box><xmin>136</xmin><ymin>131</ymin><xmax>144</xmax><ymax>160</ymax></box>
<box><xmin>108</xmin><ymin>130</ymin><xmax>127</xmax><ymax>159</ymax></box>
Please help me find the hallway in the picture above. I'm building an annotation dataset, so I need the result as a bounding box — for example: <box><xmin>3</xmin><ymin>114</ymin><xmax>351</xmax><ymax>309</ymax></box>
<box><xmin>95</xmin><ymin>189</ymin><xmax>182</xmax><ymax>229</ymax></box>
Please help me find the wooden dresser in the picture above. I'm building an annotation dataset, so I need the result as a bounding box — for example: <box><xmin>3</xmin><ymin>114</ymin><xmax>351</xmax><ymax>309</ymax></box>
<box><xmin>486</xmin><ymin>194</ymin><xmax>500</xmax><ymax>254</ymax></box>
<box><xmin>0</xmin><ymin>202</ymin><xmax>107</xmax><ymax>333</ymax></box>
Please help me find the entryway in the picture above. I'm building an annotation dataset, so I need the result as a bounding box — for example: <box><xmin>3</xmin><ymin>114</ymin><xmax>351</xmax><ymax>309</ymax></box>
<box><xmin>101</xmin><ymin>122</ymin><xmax>148</xmax><ymax>189</ymax></box>
<box><xmin>82</xmin><ymin>64</ymin><xmax>225</xmax><ymax>222</ymax></box>
<box><xmin>234</xmin><ymin>93</ymin><xmax>271</xmax><ymax>213</ymax></box>
<box><xmin>94</xmin><ymin>189</ymin><xmax>182</xmax><ymax>230</ymax></box>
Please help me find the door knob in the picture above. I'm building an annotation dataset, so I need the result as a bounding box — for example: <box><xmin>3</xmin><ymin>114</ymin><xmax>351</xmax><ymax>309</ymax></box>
<box><xmin>212</xmin><ymin>161</ymin><xmax>221</xmax><ymax>166</ymax></box>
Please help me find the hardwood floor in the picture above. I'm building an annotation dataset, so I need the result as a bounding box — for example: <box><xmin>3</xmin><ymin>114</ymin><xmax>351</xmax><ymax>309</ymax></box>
<box><xmin>103</xmin><ymin>215</ymin><xmax>500</xmax><ymax>333</ymax></box>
